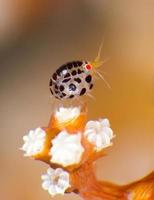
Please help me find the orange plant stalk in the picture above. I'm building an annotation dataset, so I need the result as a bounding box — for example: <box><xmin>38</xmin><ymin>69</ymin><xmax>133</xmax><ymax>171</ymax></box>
<box><xmin>21</xmin><ymin>105</ymin><xmax>154</xmax><ymax>200</ymax></box>
<box><xmin>71</xmin><ymin>163</ymin><xmax>154</xmax><ymax>200</ymax></box>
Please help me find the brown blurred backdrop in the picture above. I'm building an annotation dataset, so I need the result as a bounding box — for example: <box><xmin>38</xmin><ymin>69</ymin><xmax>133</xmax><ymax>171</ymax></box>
<box><xmin>0</xmin><ymin>0</ymin><xmax>154</xmax><ymax>200</ymax></box>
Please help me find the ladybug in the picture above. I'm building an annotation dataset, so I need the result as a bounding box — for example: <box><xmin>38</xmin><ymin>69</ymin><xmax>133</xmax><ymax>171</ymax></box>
<box><xmin>49</xmin><ymin>43</ymin><xmax>109</xmax><ymax>100</ymax></box>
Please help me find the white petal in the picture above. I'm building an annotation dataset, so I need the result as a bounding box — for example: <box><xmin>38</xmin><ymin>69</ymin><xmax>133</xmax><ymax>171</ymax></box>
<box><xmin>41</xmin><ymin>174</ymin><xmax>49</xmax><ymax>180</ymax></box>
<box><xmin>87</xmin><ymin>132</ymin><xmax>97</xmax><ymax>143</ymax></box>
<box><xmin>102</xmin><ymin>127</ymin><xmax>113</xmax><ymax>138</ymax></box>
<box><xmin>96</xmin><ymin>135</ymin><xmax>103</xmax><ymax>148</ymax></box>
<box><xmin>29</xmin><ymin>130</ymin><xmax>34</xmax><ymax>137</ymax></box>
<box><xmin>59</xmin><ymin>173</ymin><xmax>69</xmax><ymax>181</ymax></box>
<box><xmin>47</xmin><ymin>168</ymin><xmax>55</xmax><ymax>176</ymax></box>
<box><xmin>48</xmin><ymin>185</ymin><xmax>57</xmax><ymax>196</ymax></box>
<box><xmin>55</xmin><ymin>168</ymin><xmax>64</xmax><ymax>176</ymax></box>
<box><xmin>42</xmin><ymin>180</ymin><xmax>51</xmax><ymax>190</ymax></box>
<box><xmin>35</xmin><ymin>127</ymin><xmax>42</xmax><ymax>133</ymax></box>
<box><xmin>84</xmin><ymin>129</ymin><xmax>94</xmax><ymax>136</ymax></box>
<box><xmin>101</xmin><ymin>133</ymin><xmax>111</xmax><ymax>146</ymax></box>
<box><xmin>100</xmin><ymin>118</ymin><xmax>110</xmax><ymax>127</ymax></box>
<box><xmin>22</xmin><ymin>143</ymin><xmax>29</xmax><ymax>150</ymax></box>
<box><xmin>85</xmin><ymin>120</ymin><xmax>97</xmax><ymax>129</ymax></box>
<box><xmin>23</xmin><ymin>135</ymin><xmax>28</xmax><ymax>141</ymax></box>
<box><xmin>58</xmin><ymin>178</ymin><xmax>69</xmax><ymax>187</ymax></box>
<box><xmin>55</xmin><ymin>185</ymin><xmax>65</xmax><ymax>194</ymax></box>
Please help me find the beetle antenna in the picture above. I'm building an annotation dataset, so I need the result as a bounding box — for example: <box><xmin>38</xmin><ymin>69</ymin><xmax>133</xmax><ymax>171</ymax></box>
<box><xmin>95</xmin><ymin>70</ymin><xmax>111</xmax><ymax>89</ymax></box>
<box><xmin>91</xmin><ymin>40</ymin><xmax>104</xmax><ymax>69</ymax></box>
<box><xmin>95</xmin><ymin>39</ymin><xmax>104</xmax><ymax>63</ymax></box>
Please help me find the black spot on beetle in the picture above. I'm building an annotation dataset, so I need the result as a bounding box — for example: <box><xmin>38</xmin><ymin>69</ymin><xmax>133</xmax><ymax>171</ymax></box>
<box><xmin>55</xmin><ymin>90</ymin><xmax>59</xmax><ymax>94</ymax></box>
<box><xmin>73</xmin><ymin>62</ymin><xmax>78</xmax><ymax>67</ymax></box>
<box><xmin>50</xmin><ymin>88</ymin><xmax>53</xmax><ymax>95</ymax></box>
<box><xmin>69</xmin><ymin>95</ymin><xmax>74</xmax><ymax>98</ymax></box>
<box><xmin>62</xmin><ymin>78</ymin><xmax>71</xmax><ymax>83</ymax></box>
<box><xmin>78</xmin><ymin>69</ymin><xmax>83</xmax><ymax>74</ymax></box>
<box><xmin>67</xmin><ymin>62</ymin><xmax>73</xmax><ymax>69</ymax></box>
<box><xmin>77</xmin><ymin>61</ymin><xmax>83</xmax><ymax>66</ymax></box>
<box><xmin>56</xmin><ymin>69</ymin><xmax>61</xmax><ymax>76</ymax></box>
<box><xmin>80</xmin><ymin>88</ymin><xmax>86</xmax><ymax>96</ymax></box>
<box><xmin>49</xmin><ymin>79</ymin><xmax>53</xmax><ymax>86</ymax></box>
<box><xmin>71</xmin><ymin>70</ymin><xmax>77</xmax><ymax>76</ymax></box>
<box><xmin>52</xmin><ymin>73</ymin><xmax>57</xmax><ymax>80</ymax></box>
<box><xmin>60</xmin><ymin>85</ymin><xmax>64</xmax><ymax>91</ymax></box>
<box><xmin>85</xmin><ymin>75</ymin><xmax>92</xmax><ymax>83</ymax></box>
<box><xmin>74</xmin><ymin>78</ymin><xmax>81</xmax><ymax>83</ymax></box>
<box><xmin>55</xmin><ymin>84</ymin><xmax>58</xmax><ymax>89</ymax></box>
<box><xmin>60</xmin><ymin>64</ymin><xmax>67</xmax><ymax>71</ymax></box>
<box><xmin>69</xmin><ymin>83</ymin><xmax>76</xmax><ymax>91</ymax></box>
<box><xmin>62</xmin><ymin>92</ymin><xmax>66</xmax><ymax>96</ymax></box>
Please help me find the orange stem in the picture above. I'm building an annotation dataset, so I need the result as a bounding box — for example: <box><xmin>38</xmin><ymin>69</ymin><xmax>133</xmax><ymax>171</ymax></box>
<box><xmin>70</xmin><ymin>163</ymin><xmax>154</xmax><ymax>200</ymax></box>
<box><xmin>71</xmin><ymin>163</ymin><xmax>126</xmax><ymax>200</ymax></box>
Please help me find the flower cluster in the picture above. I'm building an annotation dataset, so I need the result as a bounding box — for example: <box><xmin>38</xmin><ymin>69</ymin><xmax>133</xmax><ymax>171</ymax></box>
<box><xmin>50</xmin><ymin>130</ymin><xmax>84</xmax><ymax>167</ymax></box>
<box><xmin>21</xmin><ymin>106</ymin><xmax>114</xmax><ymax>196</ymax></box>
<box><xmin>41</xmin><ymin>167</ymin><xmax>70</xmax><ymax>196</ymax></box>
<box><xmin>84</xmin><ymin>118</ymin><xmax>114</xmax><ymax>151</ymax></box>
<box><xmin>55</xmin><ymin>107</ymin><xmax>80</xmax><ymax>123</ymax></box>
<box><xmin>21</xmin><ymin>127</ymin><xmax>46</xmax><ymax>156</ymax></box>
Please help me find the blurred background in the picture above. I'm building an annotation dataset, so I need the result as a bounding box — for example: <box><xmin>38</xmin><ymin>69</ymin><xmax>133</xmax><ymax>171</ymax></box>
<box><xmin>1</xmin><ymin>0</ymin><xmax>154</xmax><ymax>199</ymax></box>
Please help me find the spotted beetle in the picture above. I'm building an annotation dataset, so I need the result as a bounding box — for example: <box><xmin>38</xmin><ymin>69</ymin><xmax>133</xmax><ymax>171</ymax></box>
<box><xmin>49</xmin><ymin>43</ymin><xmax>109</xmax><ymax>100</ymax></box>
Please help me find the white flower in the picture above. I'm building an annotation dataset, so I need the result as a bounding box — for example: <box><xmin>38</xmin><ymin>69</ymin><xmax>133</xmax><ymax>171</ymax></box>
<box><xmin>41</xmin><ymin>167</ymin><xmax>70</xmax><ymax>196</ymax></box>
<box><xmin>21</xmin><ymin>127</ymin><xmax>46</xmax><ymax>156</ymax></box>
<box><xmin>84</xmin><ymin>118</ymin><xmax>114</xmax><ymax>151</ymax></box>
<box><xmin>50</xmin><ymin>130</ymin><xmax>84</xmax><ymax>167</ymax></box>
<box><xmin>55</xmin><ymin>107</ymin><xmax>80</xmax><ymax>123</ymax></box>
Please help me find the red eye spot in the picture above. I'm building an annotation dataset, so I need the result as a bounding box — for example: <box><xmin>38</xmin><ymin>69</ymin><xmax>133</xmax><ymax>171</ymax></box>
<box><xmin>86</xmin><ymin>64</ymin><xmax>92</xmax><ymax>70</ymax></box>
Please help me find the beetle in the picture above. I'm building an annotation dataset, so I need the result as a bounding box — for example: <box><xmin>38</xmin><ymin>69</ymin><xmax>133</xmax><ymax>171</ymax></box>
<box><xmin>49</xmin><ymin>43</ymin><xmax>109</xmax><ymax>100</ymax></box>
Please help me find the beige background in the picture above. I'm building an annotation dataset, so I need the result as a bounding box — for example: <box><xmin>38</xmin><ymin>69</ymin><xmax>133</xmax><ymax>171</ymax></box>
<box><xmin>0</xmin><ymin>0</ymin><xmax>154</xmax><ymax>199</ymax></box>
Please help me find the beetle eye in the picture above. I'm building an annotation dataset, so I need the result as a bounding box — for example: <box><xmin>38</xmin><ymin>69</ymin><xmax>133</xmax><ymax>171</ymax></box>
<box><xmin>85</xmin><ymin>64</ymin><xmax>92</xmax><ymax>70</ymax></box>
